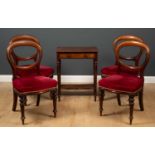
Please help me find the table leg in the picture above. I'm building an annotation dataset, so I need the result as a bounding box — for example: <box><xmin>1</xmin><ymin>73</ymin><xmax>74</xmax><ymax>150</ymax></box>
<box><xmin>57</xmin><ymin>59</ymin><xmax>61</xmax><ymax>101</ymax></box>
<box><xmin>93</xmin><ymin>59</ymin><xmax>97</xmax><ymax>101</ymax></box>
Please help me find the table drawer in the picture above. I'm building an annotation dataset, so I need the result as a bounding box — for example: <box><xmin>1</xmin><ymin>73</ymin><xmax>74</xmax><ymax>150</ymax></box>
<box><xmin>58</xmin><ymin>53</ymin><xmax>96</xmax><ymax>59</ymax></box>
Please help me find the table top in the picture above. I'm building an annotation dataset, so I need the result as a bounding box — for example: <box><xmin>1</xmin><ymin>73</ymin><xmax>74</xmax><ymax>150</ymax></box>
<box><xmin>57</xmin><ymin>47</ymin><xmax>98</xmax><ymax>53</ymax></box>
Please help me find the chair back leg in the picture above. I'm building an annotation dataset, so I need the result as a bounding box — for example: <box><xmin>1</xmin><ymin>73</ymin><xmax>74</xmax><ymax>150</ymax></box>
<box><xmin>19</xmin><ymin>96</ymin><xmax>26</xmax><ymax>125</ymax></box>
<box><xmin>129</xmin><ymin>95</ymin><xmax>134</xmax><ymax>125</ymax></box>
<box><xmin>12</xmin><ymin>91</ymin><xmax>18</xmax><ymax>111</ymax></box>
<box><xmin>117</xmin><ymin>94</ymin><xmax>121</xmax><ymax>106</ymax></box>
<box><xmin>36</xmin><ymin>94</ymin><xmax>41</xmax><ymax>106</ymax></box>
<box><xmin>51</xmin><ymin>89</ymin><xmax>57</xmax><ymax>117</ymax></box>
<box><xmin>138</xmin><ymin>88</ymin><xmax>144</xmax><ymax>111</ymax></box>
<box><xmin>99</xmin><ymin>89</ymin><xmax>104</xmax><ymax>116</ymax></box>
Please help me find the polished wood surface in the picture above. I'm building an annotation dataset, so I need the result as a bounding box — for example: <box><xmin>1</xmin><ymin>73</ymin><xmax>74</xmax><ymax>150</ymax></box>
<box><xmin>0</xmin><ymin>82</ymin><xmax>155</xmax><ymax>127</ymax></box>
<box><xmin>57</xmin><ymin>47</ymin><xmax>98</xmax><ymax>53</ymax></box>
<box><xmin>57</xmin><ymin>53</ymin><xmax>96</xmax><ymax>59</ymax></box>
<box><xmin>57</xmin><ymin>47</ymin><xmax>98</xmax><ymax>101</ymax></box>
<box><xmin>113</xmin><ymin>35</ymin><xmax>144</xmax><ymax>65</ymax></box>
<box><xmin>61</xmin><ymin>84</ymin><xmax>94</xmax><ymax>89</ymax></box>
<box><xmin>9</xmin><ymin>34</ymin><xmax>40</xmax><ymax>45</ymax></box>
<box><xmin>115</xmin><ymin>41</ymin><xmax>150</xmax><ymax>76</ymax></box>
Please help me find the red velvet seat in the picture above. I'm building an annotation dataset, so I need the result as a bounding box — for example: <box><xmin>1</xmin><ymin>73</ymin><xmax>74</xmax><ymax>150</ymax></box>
<box><xmin>101</xmin><ymin>65</ymin><xmax>118</xmax><ymax>76</ymax></box>
<box><xmin>16</xmin><ymin>65</ymin><xmax>54</xmax><ymax>77</ymax></box>
<box><xmin>13</xmin><ymin>76</ymin><xmax>57</xmax><ymax>93</ymax></box>
<box><xmin>40</xmin><ymin>65</ymin><xmax>54</xmax><ymax>77</ymax></box>
<box><xmin>99</xmin><ymin>74</ymin><xmax>144</xmax><ymax>93</ymax></box>
<box><xmin>101</xmin><ymin>65</ymin><xmax>139</xmax><ymax>76</ymax></box>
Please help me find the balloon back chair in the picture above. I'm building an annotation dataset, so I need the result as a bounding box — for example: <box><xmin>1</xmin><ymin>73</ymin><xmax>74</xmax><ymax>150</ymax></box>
<box><xmin>99</xmin><ymin>41</ymin><xmax>150</xmax><ymax>125</ymax></box>
<box><xmin>9</xmin><ymin>35</ymin><xmax>54</xmax><ymax>78</ymax></box>
<box><xmin>9</xmin><ymin>35</ymin><xmax>55</xmax><ymax>111</ymax></box>
<box><xmin>101</xmin><ymin>35</ymin><xmax>144</xmax><ymax>106</ymax></box>
<box><xmin>7</xmin><ymin>40</ymin><xmax>57</xmax><ymax>125</ymax></box>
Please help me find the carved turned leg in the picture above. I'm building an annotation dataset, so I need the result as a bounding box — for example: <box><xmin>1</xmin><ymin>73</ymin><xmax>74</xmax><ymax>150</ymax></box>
<box><xmin>93</xmin><ymin>59</ymin><xmax>98</xmax><ymax>101</ymax></box>
<box><xmin>24</xmin><ymin>97</ymin><xmax>28</xmax><ymax>106</ymax></box>
<box><xmin>117</xmin><ymin>94</ymin><xmax>121</xmax><ymax>106</ymax></box>
<box><xmin>138</xmin><ymin>88</ymin><xmax>144</xmax><ymax>111</ymax></box>
<box><xmin>12</xmin><ymin>90</ymin><xmax>18</xmax><ymax>111</ymax></box>
<box><xmin>49</xmin><ymin>75</ymin><xmax>54</xmax><ymax>99</ymax></box>
<box><xmin>50</xmin><ymin>91</ymin><xmax>53</xmax><ymax>99</ymax></box>
<box><xmin>51</xmin><ymin>89</ymin><xmax>57</xmax><ymax>117</ymax></box>
<box><xmin>57</xmin><ymin>60</ymin><xmax>61</xmax><ymax>101</ymax></box>
<box><xmin>99</xmin><ymin>89</ymin><xmax>105</xmax><ymax>116</ymax></box>
<box><xmin>19</xmin><ymin>96</ymin><xmax>26</xmax><ymax>125</ymax></box>
<box><xmin>129</xmin><ymin>95</ymin><xmax>134</xmax><ymax>125</ymax></box>
<box><xmin>36</xmin><ymin>94</ymin><xmax>41</xmax><ymax>106</ymax></box>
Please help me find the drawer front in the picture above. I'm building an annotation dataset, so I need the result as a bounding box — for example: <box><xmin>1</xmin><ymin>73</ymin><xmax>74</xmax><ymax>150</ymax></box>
<box><xmin>58</xmin><ymin>53</ymin><xmax>96</xmax><ymax>59</ymax></box>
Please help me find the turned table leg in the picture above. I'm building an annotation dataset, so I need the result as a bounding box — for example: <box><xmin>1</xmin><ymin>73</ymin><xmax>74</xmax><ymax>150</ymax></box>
<box><xmin>93</xmin><ymin>59</ymin><xmax>97</xmax><ymax>101</ymax></box>
<box><xmin>57</xmin><ymin>59</ymin><xmax>61</xmax><ymax>101</ymax></box>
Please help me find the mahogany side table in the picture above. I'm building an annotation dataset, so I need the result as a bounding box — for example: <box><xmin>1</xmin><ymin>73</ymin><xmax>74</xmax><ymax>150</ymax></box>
<box><xmin>57</xmin><ymin>47</ymin><xmax>98</xmax><ymax>101</ymax></box>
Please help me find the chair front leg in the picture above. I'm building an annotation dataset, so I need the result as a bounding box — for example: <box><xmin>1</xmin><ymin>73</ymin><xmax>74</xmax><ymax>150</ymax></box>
<box><xmin>99</xmin><ymin>88</ymin><xmax>104</xmax><ymax>116</ymax></box>
<box><xmin>49</xmin><ymin>75</ymin><xmax>54</xmax><ymax>99</ymax></box>
<box><xmin>50</xmin><ymin>74</ymin><xmax>54</xmax><ymax>78</ymax></box>
<box><xmin>117</xmin><ymin>94</ymin><xmax>121</xmax><ymax>106</ymax></box>
<box><xmin>19</xmin><ymin>95</ymin><xmax>26</xmax><ymax>125</ymax></box>
<box><xmin>50</xmin><ymin>91</ymin><xmax>53</xmax><ymax>100</ymax></box>
<box><xmin>12</xmin><ymin>90</ymin><xmax>18</xmax><ymax>111</ymax></box>
<box><xmin>36</xmin><ymin>94</ymin><xmax>41</xmax><ymax>106</ymax></box>
<box><xmin>24</xmin><ymin>97</ymin><xmax>28</xmax><ymax>106</ymax></box>
<box><xmin>129</xmin><ymin>95</ymin><xmax>134</xmax><ymax>125</ymax></box>
<box><xmin>51</xmin><ymin>89</ymin><xmax>57</xmax><ymax>117</ymax></box>
<box><xmin>138</xmin><ymin>88</ymin><xmax>144</xmax><ymax>111</ymax></box>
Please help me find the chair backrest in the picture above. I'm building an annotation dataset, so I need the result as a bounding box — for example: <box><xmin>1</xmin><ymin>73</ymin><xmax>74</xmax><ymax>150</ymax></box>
<box><xmin>9</xmin><ymin>35</ymin><xmax>40</xmax><ymax>65</ymax></box>
<box><xmin>113</xmin><ymin>35</ymin><xmax>144</xmax><ymax>66</ymax></box>
<box><xmin>114</xmin><ymin>41</ymin><xmax>150</xmax><ymax>77</ymax></box>
<box><xmin>9</xmin><ymin>35</ymin><xmax>40</xmax><ymax>45</ymax></box>
<box><xmin>7</xmin><ymin>40</ymin><xmax>43</xmax><ymax>79</ymax></box>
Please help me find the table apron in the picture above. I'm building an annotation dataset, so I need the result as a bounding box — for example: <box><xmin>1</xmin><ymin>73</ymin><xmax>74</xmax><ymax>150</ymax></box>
<box><xmin>58</xmin><ymin>53</ymin><xmax>97</xmax><ymax>59</ymax></box>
